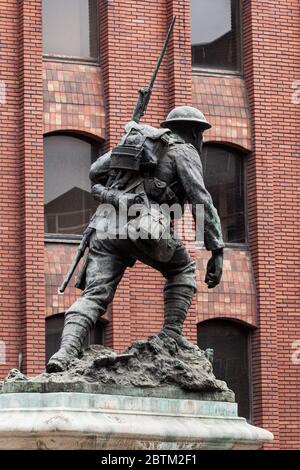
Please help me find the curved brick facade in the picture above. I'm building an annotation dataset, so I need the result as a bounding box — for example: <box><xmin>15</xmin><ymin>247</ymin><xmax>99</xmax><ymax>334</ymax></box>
<box><xmin>192</xmin><ymin>75</ymin><xmax>252</xmax><ymax>151</ymax></box>
<box><xmin>43</xmin><ymin>61</ymin><xmax>106</xmax><ymax>141</ymax></box>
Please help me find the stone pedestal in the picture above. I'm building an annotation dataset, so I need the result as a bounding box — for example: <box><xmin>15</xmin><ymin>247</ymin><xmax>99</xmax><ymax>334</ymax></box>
<box><xmin>0</xmin><ymin>392</ymin><xmax>273</xmax><ymax>450</ymax></box>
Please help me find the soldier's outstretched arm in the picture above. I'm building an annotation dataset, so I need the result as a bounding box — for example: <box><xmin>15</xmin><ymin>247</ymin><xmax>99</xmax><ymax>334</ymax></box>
<box><xmin>174</xmin><ymin>144</ymin><xmax>225</xmax><ymax>288</ymax></box>
<box><xmin>174</xmin><ymin>144</ymin><xmax>225</xmax><ymax>250</ymax></box>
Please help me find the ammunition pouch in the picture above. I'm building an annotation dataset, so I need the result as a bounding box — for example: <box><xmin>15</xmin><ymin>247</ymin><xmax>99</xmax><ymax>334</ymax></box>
<box><xmin>144</xmin><ymin>177</ymin><xmax>178</xmax><ymax>205</ymax></box>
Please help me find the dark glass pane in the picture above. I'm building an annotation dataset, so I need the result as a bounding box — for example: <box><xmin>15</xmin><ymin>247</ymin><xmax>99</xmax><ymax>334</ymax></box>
<box><xmin>44</xmin><ymin>135</ymin><xmax>99</xmax><ymax>235</ymax></box>
<box><xmin>198</xmin><ymin>320</ymin><xmax>251</xmax><ymax>420</ymax></box>
<box><xmin>191</xmin><ymin>0</ymin><xmax>241</xmax><ymax>71</ymax></box>
<box><xmin>42</xmin><ymin>0</ymin><xmax>99</xmax><ymax>58</ymax></box>
<box><xmin>201</xmin><ymin>145</ymin><xmax>246</xmax><ymax>243</ymax></box>
<box><xmin>45</xmin><ymin>314</ymin><xmax>104</xmax><ymax>364</ymax></box>
<box><xmin>45</xmin><ymin>315</ymin><xmax>64</xmax><ymax>365</ymax></box>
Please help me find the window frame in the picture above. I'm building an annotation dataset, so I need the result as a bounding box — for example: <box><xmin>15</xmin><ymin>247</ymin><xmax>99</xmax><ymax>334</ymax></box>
<box><xmin>43</xmin><ymin>55</ymin><xmax>99</xmax><ymax>66</ymax></box>
<box><xmin>191</xmin><ymin>0</ymin><xmax>244</xmax><ymax>76</ymax></box>
<box><xmin>197</xmin><ymin>318</ymin><xmax>253</xmax><ymax>422</ymax></box>
<box><xmin>42</xmin><ymin>0</ymin><xmax>100</xmax><ymax>63</ymax></box>
<box><xmin>201</xmin><ymin>143</ymin><xmax>248</xmax><ymax>247</ymax></box>
<box><xmin>44</xmin><ymin>132</ymin><xmax>101</xmax><ymax>241</ymax></box>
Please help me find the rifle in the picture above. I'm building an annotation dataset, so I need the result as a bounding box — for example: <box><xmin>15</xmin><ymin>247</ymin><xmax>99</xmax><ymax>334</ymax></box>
<box><xmin>59</xmin><ymin>227</ymin><xmax>93</xmax><ymax>293</ymax></box>
<box><xmin>132</xmin><ymin>16</ymin><xmax>176</xmax><ymax>123</ymax></box>
<box><xmin>59</xmin><ymin>16</ymin><xmax>176</xmax><ymax>294</ymax></box>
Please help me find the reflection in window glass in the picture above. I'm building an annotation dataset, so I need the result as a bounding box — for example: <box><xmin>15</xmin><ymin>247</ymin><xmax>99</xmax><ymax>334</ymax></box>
<box><xmin>201</xmin><ymin>145</ymin><xmax>245</xmax><ymax>243</ymax></box>
<box><xmin>46</xmin><ymin>313</ymin><xmax>104</xmax><ymax>364</ymax></box>
<box><xmin>44</xmin><ymin>135</ymin><xmax>99</xmax><ymax>235</ymax></box>
<box><xmin>198</xmin><ymin>320</ymin><xmax>251</xmax><ymax>420</ymax></box>
<box><xmin>190</xmin><ymin>0</ymin><xmax>241</xmax><ymax>71</ymax></box>
<box><xmin>42</xmin><ymin>0</ymin><xmax>99</xmax><ymax>58</ymax></box>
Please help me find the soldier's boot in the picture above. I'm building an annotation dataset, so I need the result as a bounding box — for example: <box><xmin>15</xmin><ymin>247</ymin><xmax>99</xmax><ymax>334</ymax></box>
<box><xmin>159</xmin><ymin>286</ymin><xmax>196</xmax><ymax>350</ymax></box>
<box><xmin>46</xmin><ymin>321</ymin><xmax>89</xmax><ymax>373</ymax></box>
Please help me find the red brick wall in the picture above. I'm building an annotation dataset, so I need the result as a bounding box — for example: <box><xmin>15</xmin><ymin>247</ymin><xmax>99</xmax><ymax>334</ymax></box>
<box><xmin>19</xmin><ymin>0</ymin><xmax>45</xmax><ymax>376</ymax></box>
<box><xmin>45</xmin><ymin>243</ymin><xmax>110</xmax><ymax>323</ymax></box>
<box><xmin>243</xmin><ymin>0</ymin><xmax>300</xmax><ymax>449</ymax></box>
<box><xmin>99</xmin><ymin>0</ymin><xmax>171</xmax><ymax>149</ymax></box>
<box><xmin>196</xmin><ymin>248</ymin><xmax>256</xmax><ymax>328</ymax></box>
<box><xmin>166</xmin><ymin>0</ymin><xmax>192</xmax><ymax>107</ymax></box>
<box><xmin>43</xmin><ymin>61</ymin><xmax>106</xmax><ymax>140</ymax></box>
<box><xmin>266</xmin><ymin>1</ymin><xmax>300</xmax><ymax>448</ymax></box>
<box><xmin>192</xmin><ymin>75</ymin><xmax>252</xmax><ymax>151</ymax></box>
<box><xmin>0</xmin><ymin>0</ymin><xmax>45</xmax><ymax>377</ymax></box>
<box><xmin>45</xmin><ymin>243</ymin><xmax>83</xmax><ymax>318</ymax></box>
<box><xmin>0</xmin><ymin>0</ymin><xmax>22</xmax><ymax>378</ymax></box>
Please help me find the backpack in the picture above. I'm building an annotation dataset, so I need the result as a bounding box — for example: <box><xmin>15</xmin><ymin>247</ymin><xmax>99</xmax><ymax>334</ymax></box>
<box><xmin>110</xmin><ymin>121</ymin><xmax>171</xmax><ymax>172</ymax></box>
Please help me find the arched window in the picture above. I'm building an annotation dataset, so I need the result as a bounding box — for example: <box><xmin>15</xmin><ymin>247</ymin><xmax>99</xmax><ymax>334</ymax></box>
<box><xmin>45</xmin><ymin>313</ymin><xmax>104</xmax><ymax>365</ymax></box>
<box><xmin>201</xmin><ymin>144</ymin><xmax>246</xmax><ymax>244</ymax></box>
<box><xmin>44</xmin><ymin>134</ymin><xmax>100</xmax><ymax>236</ymax></box>
<box><xmin>190</xmin><ymin>0</ymin><xmax>242</xmax><ymax>72</ymax></box>
<box><xmin>42</xmin><ymin>0</ymin><xmax>99</xmax><ymax>59</ymax></box>
<box><xmin>198</xmin><ymin>319</ymin><xmax>251</xmax><ymax>420</ymax></box>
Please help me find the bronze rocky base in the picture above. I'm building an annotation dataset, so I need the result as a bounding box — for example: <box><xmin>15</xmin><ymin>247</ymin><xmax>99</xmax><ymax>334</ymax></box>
<box><xmin>1</xmin><ymin>334</ymin><xmax>234</xmax><ymax>402</ymax></box>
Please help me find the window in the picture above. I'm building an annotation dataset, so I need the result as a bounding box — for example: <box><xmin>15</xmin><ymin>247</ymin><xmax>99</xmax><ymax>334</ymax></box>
<box><xmin>44</xmin><ymin>134</ymin><xmax>99</xmax><ymax>236</ymax></box>
<box><xmin>191</xmin><ymin>0</ymin><xmax>242</xmax><ymax>72</ymax></box>
<box><xmin>201</xmin><ymin>145</ymin><xmax>246</xmax><ymax>244</ymax></box>
<box><xmin>42</xmin><ymin>0</ymin><xmax>99</xmax><ymax>59</ymax></box>
<box><xmin>46</xmin><ymin>313</ymin><xmax>104</xmax><ymax>364</ymax></box>
<box><xmin>198</xmin><ymin>319</ymin><xmax>251</xmax><ymax>420</ymax></box>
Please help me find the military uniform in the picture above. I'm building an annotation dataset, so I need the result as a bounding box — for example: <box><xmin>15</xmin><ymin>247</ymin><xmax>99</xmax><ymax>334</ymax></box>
<box><xmin>47</xmin><ymin>108</ymin><xmax>225</xmax><ymax>373</ymax></box>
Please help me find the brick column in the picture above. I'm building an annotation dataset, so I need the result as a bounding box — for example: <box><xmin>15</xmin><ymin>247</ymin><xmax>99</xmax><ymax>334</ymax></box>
<box><xmin>18</xmin><ymin>0</ymin><xmax>45</xmax><ymax>375</ymax></box>
<box><xmin>99</xmin><ymin>0</ymin><xmax>170</xmax><ymax>150</ymax></box>
<box><xmin>0</xmin><ymin>0</ymin><xmax>22</xmax><ymax>377</ymax></box>
<box><xmin>271</xmin><ymin>0</ymin><xmax>300</xmax><ymax>449</ymax></box>
<box><xmin>243</xmin><ymin>0</ymin><xmax>281</xmax><ymax>447</ymax></box>
<box><xmin>166</xmin><ymin>0</ymin><xmax>193</xmax><ymax>108</ymax></box>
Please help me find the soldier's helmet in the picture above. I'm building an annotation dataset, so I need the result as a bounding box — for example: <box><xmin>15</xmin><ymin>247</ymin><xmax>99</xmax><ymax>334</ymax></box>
<box><xmin>160</xmin><ymin>106</ymin><xmax>211</xmax><ymax>130</ymax></box>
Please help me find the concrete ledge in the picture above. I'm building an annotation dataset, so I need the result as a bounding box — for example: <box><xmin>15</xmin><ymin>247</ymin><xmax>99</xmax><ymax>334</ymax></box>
<box><xmin>0</xmin><ymin>393</ymin><xmax>273</xmax><ymax>450</ymax></box>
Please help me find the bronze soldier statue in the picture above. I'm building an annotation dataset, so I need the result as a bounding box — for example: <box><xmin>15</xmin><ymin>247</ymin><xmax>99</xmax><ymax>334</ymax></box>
<box><xmin>47</xmin><ymin>106</ymin><xmax>225</xmax><ymax>373</ymax></box>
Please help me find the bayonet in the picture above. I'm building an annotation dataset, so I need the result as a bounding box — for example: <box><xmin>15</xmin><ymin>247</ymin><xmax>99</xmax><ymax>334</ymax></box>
<box><xmin>132</xmin><ymin>16</ymin><xmax>176</xmax><ymax>123</ymax></box>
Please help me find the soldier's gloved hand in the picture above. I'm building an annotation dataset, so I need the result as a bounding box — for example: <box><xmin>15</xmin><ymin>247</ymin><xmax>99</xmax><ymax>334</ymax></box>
<box><xmin>205</xmin><ymin>248</ymin><xmax>223</xmax><ymax>289</ymax></box>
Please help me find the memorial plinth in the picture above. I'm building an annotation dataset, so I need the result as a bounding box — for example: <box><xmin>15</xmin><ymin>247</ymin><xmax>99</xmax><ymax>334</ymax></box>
<box><xmin>0</xmin><ymin>392</ymin><xmax>273</xmax><ymax>450</ymax></box>
<box><xmin>0</xmin><ymin>341</ymin><xmax>273</xmax><ymax>450</ymax></box>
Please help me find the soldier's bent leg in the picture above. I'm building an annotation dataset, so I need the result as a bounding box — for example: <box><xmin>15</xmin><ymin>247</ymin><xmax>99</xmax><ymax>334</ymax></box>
<box><xmin>46</xmin><ymin>239</ymin><xmax>129</xmax><ymax>373</ymax></box>
<box><xmin>125</xmin><ymin>239</ymin><xmax>197</xmax><ymax>348</ymax></box>
<box><xmin>159</xmin><ymin>246</ymin><xmax>197</xmax><ymax>348</ymax></box>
